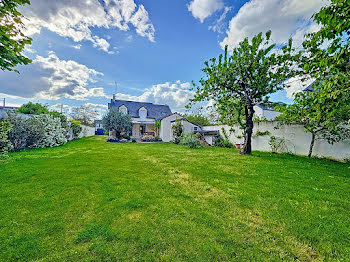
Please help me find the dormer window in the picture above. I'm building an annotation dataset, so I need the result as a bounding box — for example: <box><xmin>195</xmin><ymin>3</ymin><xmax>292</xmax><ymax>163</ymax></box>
<box><xmin>119</xmin><ymin>105</ymin><xmax>128</xmax><ymax>115</ymax></box>
<box><xmin>139</xmin><ymin>107</ymin><xmax>147</xmax><ymax>121</ymax></box>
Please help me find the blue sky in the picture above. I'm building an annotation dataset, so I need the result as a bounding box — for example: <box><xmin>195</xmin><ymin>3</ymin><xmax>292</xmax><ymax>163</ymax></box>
<box><xmin>0</xmin><ymin>0</ymin><xmax>327</xmax><ymax>116</ymax></box>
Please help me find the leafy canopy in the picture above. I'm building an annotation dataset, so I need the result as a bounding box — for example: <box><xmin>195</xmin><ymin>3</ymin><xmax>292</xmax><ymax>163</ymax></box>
<box><xmin>70</xmin><ymin>104</ymin><xmax>99</xmax><ymax>126</ymax></box>
<box><xmin>17</xmin><ymin>102</ymin><xmax>49</xmax><ymax>115</ymax></box>
<box><xmin>278</xmin><ymin>0</ymin><xmax>350</xmax><ymax>157</ymax></box>
<box><xmin>190</xmin><ymin>31</ymin><xmax>298</xmax><ymax>154</ymax></box>
<box><xmin>276</xmin><ymin>87</ymin><xmax>350</xmax><ymax>157</ymax></box>
<box><xmin>301</xmin><ymin>0</ymin><xmax>349</xmax><ymax>111</ymax></box>
<box><xmin>0</xmin><ymin>0</ymin><xmax>32</xmax><ymax>72</ymax></box>
<box><xmin>183</xmin><ymin>113</ymin><xmax>210</xmax><ymax>126</ymax></box>
<box><xmin>102</xmin><ymin>108</ymin><xmax>132</xmax><ymax>138</ymax></box>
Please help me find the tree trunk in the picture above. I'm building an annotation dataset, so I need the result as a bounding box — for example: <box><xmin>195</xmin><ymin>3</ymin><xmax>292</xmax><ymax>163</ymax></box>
<box><xmin>242</xmin><ymin>104</ymin><xmax>254</xmax><ymax>155</ymax></box>
<box><xmin>308</xmin><ymin>132</ymin><xmax>315</xmax><ymax>158</ymax></box>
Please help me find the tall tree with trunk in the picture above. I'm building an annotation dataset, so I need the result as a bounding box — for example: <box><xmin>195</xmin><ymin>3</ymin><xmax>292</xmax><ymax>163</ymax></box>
<box><xmin>300</xmin><ymin>0</ymin><xmax>349</xmax><ymax>111</ymax></box>
<box><xmin>190</xmin><ymin>31</ymin><xmax>298</xmax><ymax>154</ymax></box>
<box><xmin>276</xmin><ymin>88</ymin><xmax>350</xmax><ymax>158</ymax></box>
<box><xmin>102</xmin><ymin>108</ymin><xmax>132</xmax><ymax>139</ymax></box>
<box><xmin>277</xmin><ymin>0</ymin><xmax>350</xmax><ymax>158</ymax></box>
<box><xmin>0</xmin><ymin>0</ymin><xmax>32</xmax><ymax>72</ymax></box>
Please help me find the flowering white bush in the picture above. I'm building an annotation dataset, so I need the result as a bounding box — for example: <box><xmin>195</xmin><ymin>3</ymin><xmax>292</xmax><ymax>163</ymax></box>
<box><xmin>26</xmin><ymin>115</ymin><xmax>67</xmax><ymax>148</ymax></box>
<box><xmin>0</xmin><ymin>120</ymin><xmax>12</xmax><ymax>159</ymax></box>
<box><xmin>7</xmin><ymin>113</ymin><xmax>29</xmax><ymax>151</ymax></box>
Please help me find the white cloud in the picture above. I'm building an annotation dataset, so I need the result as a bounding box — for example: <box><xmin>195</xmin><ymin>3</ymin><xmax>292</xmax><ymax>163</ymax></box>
<box><xmin>209</xmin><ymin>6</ymin><xmax>232</xmax><ymax>33</ymax></box>
<box><xmin>72</xmin><ymin>44</ymin><xmax>82</xmax><ymax>50</ymax></box>
<box><xmin>113</xmin><ymin>81</ymin><xmax>194</xmax><ymax>112</ymax></box>
<box><xmin>21</xmin><ymin>0</ymin><xmax>155</xmax><ymax>52</ymax></box>
<box><xmin>0</xmin><ymin>52</ymin><xmax>108</xmax><ymax>101</ymax></box>
<box><xmin>188</xmin><ymin>0</ymin><xmax>224</xmax><ymax>23</ymax></box>
<box><xmin>221</xmin><ymin>0</ymin><xmax>328</xmax><ymax>49</ymax></box>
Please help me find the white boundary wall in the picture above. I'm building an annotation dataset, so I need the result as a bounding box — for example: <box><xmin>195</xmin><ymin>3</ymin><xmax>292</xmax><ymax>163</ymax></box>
<box><xmin>67</xmin><ymin>125</ymin><xmax>95</xmax><ymax>141</ymax></box>
<box><xmin>202</xmin><ymin>122</ymin><xmax>350</xmax><ymax>161</ymax></box>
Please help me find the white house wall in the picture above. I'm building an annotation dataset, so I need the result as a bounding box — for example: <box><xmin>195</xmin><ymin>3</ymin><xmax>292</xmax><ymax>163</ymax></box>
<box><xmin>160</xmin><ymin>114</ymin><xmax>182</xmax><ymax>142</ymax></box>
<box><xmin>181</xmin><ymin>119</ymin><xmax>197</xmax><ymax>134</ymax></box>
<box><xmin>202</xmin><ymin>122</ymin><xmax>350</xmax><ymax>161</ymax></box>
<box><xmin>253</xmin><ymin>105</ymin><xmax>281</xmax><ymax>120</ymax></box>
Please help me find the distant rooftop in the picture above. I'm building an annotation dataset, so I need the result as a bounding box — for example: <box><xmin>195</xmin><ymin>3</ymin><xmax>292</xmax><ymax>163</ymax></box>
<box><xmin>0</xmin><ymin>106</ymin><xmax>19</xmax><ymax>110</ymax></box>
<box><xmin>257</xmin><ymin>102</ymin><xmax>285</xmax><ymax>111</ymax></box>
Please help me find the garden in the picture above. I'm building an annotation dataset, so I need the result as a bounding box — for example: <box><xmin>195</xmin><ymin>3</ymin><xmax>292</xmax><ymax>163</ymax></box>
<box><xmin>0</xmin><ymin>136</ymin><xmax>349</xmax><ymax>261</ymax></box>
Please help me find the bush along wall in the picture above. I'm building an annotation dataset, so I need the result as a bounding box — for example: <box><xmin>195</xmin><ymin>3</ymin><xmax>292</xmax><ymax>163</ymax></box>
<box><xmin>6</xmin><ymin>113</ymin><xmax>68</xmax><ymax>151</ymax></box>
<box><xmin>0</xmin><ymin>120</ymin><xmax>13</xmax><ymax>160</ymax></box>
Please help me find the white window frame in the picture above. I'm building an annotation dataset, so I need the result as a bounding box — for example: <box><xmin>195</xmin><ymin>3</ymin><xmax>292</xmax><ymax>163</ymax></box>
<box><xmin>139</xmin><ymin>107</ymin><xmax>147</xmax><ymax>121</ymax></box>
<box><xmin>119</xmin><ymin>105</ymin><xmax>128</xmax><ymax>115</ymax></box>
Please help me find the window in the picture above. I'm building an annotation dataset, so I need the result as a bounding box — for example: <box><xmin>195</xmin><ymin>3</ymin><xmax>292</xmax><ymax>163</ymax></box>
<box><xmin>119</xmin><ymin>105</ymin><xmax>127</xmax><ymax>115</ymax></box>
<box><xmin>139</xmin><ymin>107</ymin><xmax>147</xmax><ymax>121</ymax></box>
<box><xmin>193</xmin><ymin>126</ymin><xmax>198</xmax><ymax>131</ymax></box>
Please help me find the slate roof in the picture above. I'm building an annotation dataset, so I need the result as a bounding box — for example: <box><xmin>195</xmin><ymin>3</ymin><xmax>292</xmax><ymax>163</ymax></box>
<box><xmin>109</xmin><ymin>99</ymin><xmax>172</xmax><ymax>120</ymax></box>
<box><xmin>303</xmin><ymin>86</ymin><xmax>315</xmax><ymax>92</ymax></box>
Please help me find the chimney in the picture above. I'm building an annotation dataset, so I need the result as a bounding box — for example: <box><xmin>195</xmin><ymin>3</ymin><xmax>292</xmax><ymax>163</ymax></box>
<box><xmin>113</xmin><ymin>94</ymin><xmax>117</xmax><ymax>101</ymax></box>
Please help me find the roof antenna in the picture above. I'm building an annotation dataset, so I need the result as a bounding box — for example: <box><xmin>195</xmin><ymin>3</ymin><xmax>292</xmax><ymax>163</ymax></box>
<box><xmin>113</xmin><ymin>81</ymin><xmax>118</xmax><ymax>100</ymax></box>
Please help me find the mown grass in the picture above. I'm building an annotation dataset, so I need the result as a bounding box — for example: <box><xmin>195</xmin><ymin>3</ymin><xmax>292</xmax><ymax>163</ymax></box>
<box><xmin>0</xmin><ymin>136</ymin><xmax>349</xmax><ymax>261</ymax></box>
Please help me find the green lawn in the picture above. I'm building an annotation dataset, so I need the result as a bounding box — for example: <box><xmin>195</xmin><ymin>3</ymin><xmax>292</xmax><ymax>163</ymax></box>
<box><xmin>0</xmin><ymin>136</ymin><xmax>349</xmax><ymax>261</ymax></box>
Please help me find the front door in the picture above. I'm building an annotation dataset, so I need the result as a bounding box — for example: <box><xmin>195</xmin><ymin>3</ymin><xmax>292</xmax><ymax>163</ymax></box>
<box><xmin>140</xmin><ymin>125</ymin><xmax>145</xmax><ymax>136</ymax></box>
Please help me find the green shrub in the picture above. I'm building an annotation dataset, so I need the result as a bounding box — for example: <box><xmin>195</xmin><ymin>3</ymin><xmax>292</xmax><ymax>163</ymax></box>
<box><xmin>172</xmin><ymin>120</ymin><xmax>183</xmax><ymax>144</ymax></box>
<box><xmin>180</xmin><ymin>132</ymin><xmax>203</xmax><ymax>149</ymax></box>
<box><xmin>26</xmin><ymin>115</ymin><xmax>67</xmax><ymax>148</ymax></box>
<box><xmin>69</xmin><ymin>120</ymin><xmax>82</xmax><ymax>140</ymax></box>
<box><xmin>132</xmin><ymin>138</ymin><xmax>137</xmax><ymax>143</ymax></box>
<box><xmin>0</xmin><ymin>120</ymin><xmax>13</xmax><ymax>159</ymax></box>
<box><xmin>215</xmin><ymin>135</ymin><xmax>233</xmax><ymax>148</ymax></box>
<box><xmin>255</xmin><ymin>130</ymin><xmax>270</xmax><ymax>136</ymax></box>
<box><xmin>121</xmin><ymin>134</ymin><xmax>131</xmax><ymax>140</ymax></box>
<box><xmin>7</xmin><ymin>113</ymin><xmax>29</xmax><ymax>151</ymax></box>
<box><xmin>269</xmin><ymin>136</ymin><xmax>286</xmax><ymax>153</ymax></box>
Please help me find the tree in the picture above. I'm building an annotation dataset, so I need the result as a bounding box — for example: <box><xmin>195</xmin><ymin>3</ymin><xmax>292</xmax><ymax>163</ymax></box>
<box><xmin>17</xmin><ymin>102</ymin><xmax>49</xmax><ymax>115</ymax></box>
<box><xmin>0</xmin><ymin>0</ymin><xmax>32</xmax><ymax>72</ymax></box>
<box><xmin>184</xmin><ymin>113</ymin><xmax>210</xmax><ymax>126</ymax></box>
<box><xmin>71</xmin><ymin>104</ymin><xmax>99</xmax><ymax>126</ymax></box>
<box><xmin>276</xmin><ymin>0</ymin><xmax>350</xmax><ymax>158</ymax></box>
<box><xmin>171</xmin><ymin>119</ymin><xmax>183</xmax><ymax>144</ymax></box>
<box><xmin>69</xmin><ymin>120</ymin><xmax>82</xmax><ymax>140</ymax></box>
<box><xmin>190</xmin><ymin>31</ymin><xmax>298</xmax><ymax>154</ymax></box>
<box><xmin>276</xmin><ymin>89</ymin><xmax>350</xmax><ymax>158</ymax></box>
<box><xmin>154</xmin><ymin>120</ymin><xmax>161</xmax><ymax>137</ymax></box>
<box><xmin>301</xmin><ymin>0</ymin><xmax>349</xmax><ymax>112</ymax></box>
<box><xmin>102</xmin><ymin>108</ymin><xmax>132</xmax><ymax>139</ymax></box>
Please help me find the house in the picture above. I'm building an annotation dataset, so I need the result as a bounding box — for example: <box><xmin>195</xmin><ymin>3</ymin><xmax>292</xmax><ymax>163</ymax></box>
<box><xmin>0</xmin><ymin>106</ymin><xmax>21</xmax><ymax>119</ymax></box>
<box><xmin>108</xmin><ymin>97</ymin><xmax>172</xmax><ymax>138</ymax></box>
<box><xmin>159</xmin><ymin>113</ymin><xmax>200</xmax><ymax>142</ymax></box>
<box><xmin>254</xmin><ymin>102</ymin><xmax>284</xmax><ymax>121</ymax></box>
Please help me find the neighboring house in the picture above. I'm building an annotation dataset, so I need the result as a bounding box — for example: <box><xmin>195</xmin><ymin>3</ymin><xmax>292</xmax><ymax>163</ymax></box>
<box><xmin>0</xmin><ymin>106</ymin><xmax>22</xmax><ymax>119</ymax></box>
<box><xmin>108</xmin><ymin>98</ymin><xmax>172</xmax><ymax>138</ymax></box>
<box><xmin>303</xmin><ymin>86</ymin><xmax>315</xmax><ymax>92</ymax></box>
<box><xmin>159</xmin><ymin>113</ymin><xmax>200</xmax><ymax>142</ymax></box>
<box><xmin>94</xmin><ymin>120</ymin><xmax>104</xmax><ymax>135</ymax></box>
<box><xmin>254</xmin><ymin>102</ymin><xmax>284</xmax><ymax>121</ymax></box>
